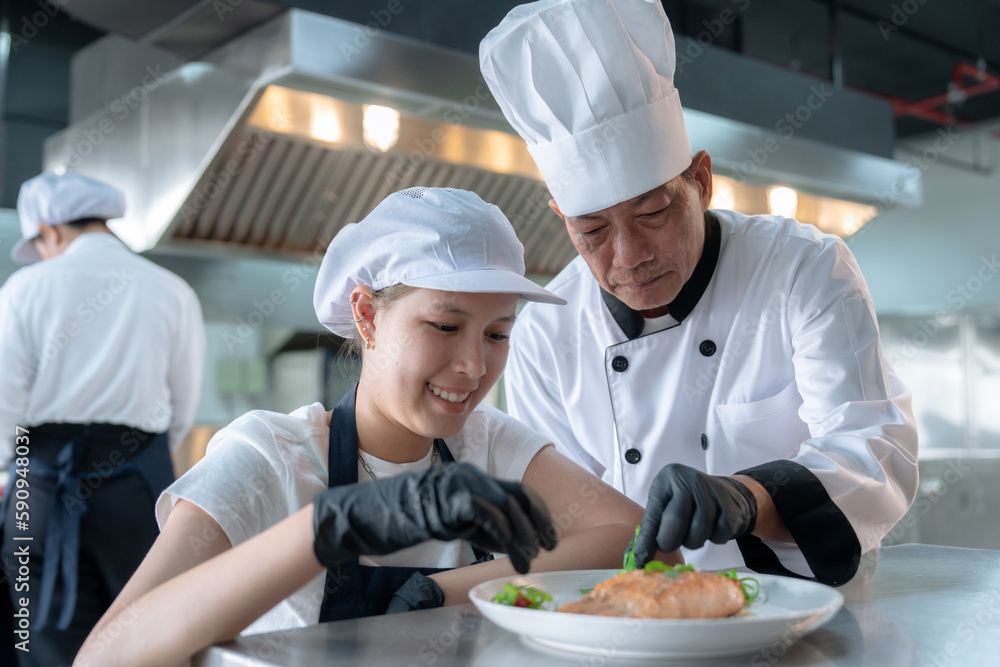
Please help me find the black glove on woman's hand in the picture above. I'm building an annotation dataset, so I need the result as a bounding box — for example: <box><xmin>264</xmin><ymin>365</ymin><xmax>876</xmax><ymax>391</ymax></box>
<box><xmin>385</xmin><ymin>572</ymin><xmax>445</xmax><ymax>614</ymax></box>
<box><xmin>634</xmin><ymin>463</ymin><xmax>757</xmax><ymax>567</ymax></box>
<box><xmin>313</xmin><ymin>462</ymin><xmax>557</xmax><ymax>573</ymax></box>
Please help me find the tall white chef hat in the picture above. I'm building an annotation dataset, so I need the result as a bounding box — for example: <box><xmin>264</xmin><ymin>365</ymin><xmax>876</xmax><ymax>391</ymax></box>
<box><xmin>314</xmin><ymin>187</ymin><xmax>565</xmax><ymax>337</ymax></box>
<box><xmin>480</xmin><ymin>0</ymin><xmax>692</xmax><ymax>217</ymax></box>
<box><xmin>12</xmin><ymin>172</ymin><xmax>126</xmax><ymax>264</ymax></box>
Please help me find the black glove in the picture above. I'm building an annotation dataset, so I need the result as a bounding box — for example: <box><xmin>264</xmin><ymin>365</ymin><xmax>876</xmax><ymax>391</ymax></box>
<box><xmin>385</xmin><ymin>572</ymin><xmax>445</xmax><ymax>614</ymax></box>
<box><xmin>313</xmin><ymin>462</ymin><xmax>557</xmax><ymax>573</ymax></box>
<box><xmin>634</xmin><ymin>463</ymin><xmax>757</xmax><ymax>567</ymax></box>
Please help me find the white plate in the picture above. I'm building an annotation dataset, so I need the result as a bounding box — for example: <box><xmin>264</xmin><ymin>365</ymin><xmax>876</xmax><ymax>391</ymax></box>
<box><xmin>469</xmin><ymin>569</ymin><xmax>844</xmax><ymax>660</ymax></box>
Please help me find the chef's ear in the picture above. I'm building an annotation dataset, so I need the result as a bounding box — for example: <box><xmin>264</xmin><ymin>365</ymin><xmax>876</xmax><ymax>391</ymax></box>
<box><xmin>547</xmin><ymin>199</ymin><xmax>565</xmax><ymax>221</ymax></box>
<box><xmin>36</xmin><ymin>223</ymin><xmax>58</xmax><ymax>244</ymax></box>
<box><xmin>33</xmin><ymin>224</ymin><xmax>60</xmax><ymax>260</ymax></box>
<box><xmin>350</xmin><ymin>286</ymin><xmax>376</xmax><ymax>340</ymax></box>
<box><xmin>690</xmin><ymin>150</ymin><xmax>713</xmax><ymax>212</ymax></box>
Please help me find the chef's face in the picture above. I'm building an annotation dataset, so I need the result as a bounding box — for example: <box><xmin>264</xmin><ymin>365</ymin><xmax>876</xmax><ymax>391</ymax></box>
<box><xmin>355</xmin><ymin>286</ymin><xmax>518</xmax><ymax>440</ymax></box>
<box><xmin>552</xmin><ymin>151</ymin><xmax>713</xmax><ymax>317</ymax></box>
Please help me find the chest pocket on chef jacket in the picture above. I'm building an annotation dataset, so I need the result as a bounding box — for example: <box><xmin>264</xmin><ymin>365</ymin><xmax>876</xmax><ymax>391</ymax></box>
<box><xmin>712</xmin><ymin>381</ymin><xmax>811</xmax><ymax>472</ymax></box>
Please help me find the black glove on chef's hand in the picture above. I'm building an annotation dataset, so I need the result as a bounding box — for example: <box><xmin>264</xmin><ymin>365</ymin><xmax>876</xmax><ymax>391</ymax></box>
<box><xmin>385</xmin><ymin>572</ymin><xmax>445</xmax><ymax>614</ymax></box>
<box><xmin>313</xmin><ymin>462</ymin><xmax>557</xmax><ymax>574</ymax></box>
<box><xmin>634</xmin><ymin>463</ymin><xmax>757</xmax><ymax>567</ymax></box>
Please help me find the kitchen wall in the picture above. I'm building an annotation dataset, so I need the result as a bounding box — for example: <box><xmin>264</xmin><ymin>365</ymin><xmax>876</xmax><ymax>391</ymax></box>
<box><xmin>0</xmin><ymin>211</ymin><xmax>14</xmax><ymax>264</ymax></box>
<box><xmin>848</xmin><ymin>122</ymin><xmax>1000</xmax><ymax>313</ymax></box>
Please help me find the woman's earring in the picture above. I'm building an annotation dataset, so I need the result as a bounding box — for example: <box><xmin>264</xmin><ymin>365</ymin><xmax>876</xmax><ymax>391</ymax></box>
<box><xmin>366</xmin><ymin>334</ymin><xmax>372</xmax><ymax>351</ymax></box>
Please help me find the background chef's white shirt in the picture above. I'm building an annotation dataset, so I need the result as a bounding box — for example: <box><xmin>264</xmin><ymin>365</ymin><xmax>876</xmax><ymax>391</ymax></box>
<box><xmin>156</xmin><ymin>401</ymin><xmax>550</xmax><ymax>635</ymax></box>
<box><xmin>0</xmin><ymin>233</ymin><xmax>205</xmax><ymax>464</ymax></box>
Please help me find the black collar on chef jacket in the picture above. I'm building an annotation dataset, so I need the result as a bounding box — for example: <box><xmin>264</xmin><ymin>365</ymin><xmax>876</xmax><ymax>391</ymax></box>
<box><xmin>600</xmin><ymin>210</ymin><xmax>721</xmax><ymax>340</ymax></box>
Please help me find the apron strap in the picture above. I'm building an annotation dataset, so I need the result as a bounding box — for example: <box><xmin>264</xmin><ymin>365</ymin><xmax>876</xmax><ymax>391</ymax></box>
<box><xmin>318</xmin><ymin>386</ymin><xmax>492</xmax><ymax>621</ymax></box>
<box><xmin>31</xmin><ymin>427</ymin><xmax>172</xmax><ymax>631</ymax></box>
<box><xmin>36</xmin><ymin>434</ymin><xmax>87</xmax><ymax>631</ymax></box>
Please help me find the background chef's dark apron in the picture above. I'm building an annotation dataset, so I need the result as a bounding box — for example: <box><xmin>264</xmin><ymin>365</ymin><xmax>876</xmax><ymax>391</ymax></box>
<box><xmin>0</xmin><ymin>423</ymin><xmax>173</xmax><ymax>667</ymax></box>
<box><xmin>318</xmin><ymin>388</ymin><xmax>491</xmax><ymax>622</ymax></box>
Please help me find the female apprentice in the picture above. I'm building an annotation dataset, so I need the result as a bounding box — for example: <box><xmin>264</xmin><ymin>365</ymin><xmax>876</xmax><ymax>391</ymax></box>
<box><xmin>75</xmin><ymin>188</ymin><xmax>665</xmax><ymax>666</ymax></box>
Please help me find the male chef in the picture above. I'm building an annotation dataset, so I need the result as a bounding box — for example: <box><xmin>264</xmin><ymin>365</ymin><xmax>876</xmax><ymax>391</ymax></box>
<box><xmin>481</xmin><ymin>0</ymin><xmax>918</xmax><ymax>585</ymax></box>
<box><xmin>0</xmin><ymin>172</ymin><xmax>205</xmax><ymax>666</ymax></box>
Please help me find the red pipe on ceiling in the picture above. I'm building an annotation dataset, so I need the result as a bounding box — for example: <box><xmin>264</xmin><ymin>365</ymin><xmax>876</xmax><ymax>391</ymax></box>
<box><xmin>885</xmin><ymin>62</ymin><xmax>1000</xmax><ymax>126</ymax></box>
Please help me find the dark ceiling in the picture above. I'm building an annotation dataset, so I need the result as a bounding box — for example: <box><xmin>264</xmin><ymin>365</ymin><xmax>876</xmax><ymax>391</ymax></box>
<box><xmin>281</xmin><ymin>0</ymin><xmax>1000</xmax><ymax>138</ymax></box>
<box><xmin>714</xmin><ymin>0</ymin><xmax>1000</xmax><ymax>137</ymax></box>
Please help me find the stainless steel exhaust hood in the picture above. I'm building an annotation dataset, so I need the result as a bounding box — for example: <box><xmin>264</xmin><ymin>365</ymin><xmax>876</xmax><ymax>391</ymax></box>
<box><xmin>43</xmin><ymin>9</ymin><xmax>921</xmax><ymax>275</ymax></box>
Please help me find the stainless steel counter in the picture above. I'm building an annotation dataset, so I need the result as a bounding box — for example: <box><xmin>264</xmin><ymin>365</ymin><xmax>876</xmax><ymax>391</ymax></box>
<box><xmin>193</xmin><ymin>544</ymin><xmax>1000</xmax><ymax>666</ymax></box>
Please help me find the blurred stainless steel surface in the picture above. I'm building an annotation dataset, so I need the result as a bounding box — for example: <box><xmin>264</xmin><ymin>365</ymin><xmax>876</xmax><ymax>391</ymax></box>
<box><xmin>882</xmin><ymin>458</ymin><xmax>1000</xmax><ymax>550</ymax></box>
<box><xmin>880</xmin><ymin>311</ymin><xmax>1000</xmax><ymax>462</ymax></box>
<box><xmin>193</xmin><ymin>544</ymin><xmax>1000</xmax><ymax>667</ymax></box>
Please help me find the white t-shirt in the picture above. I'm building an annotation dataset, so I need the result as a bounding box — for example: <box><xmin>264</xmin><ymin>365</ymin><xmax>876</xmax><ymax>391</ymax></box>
<box><xmin>641</xmin><ymin>312</ymin><xmax>679</xmax><ymax>336</ymax></box>
<box><xmin>155</xmin><ymin>401</ymin><xmax>550</xmax><ymax>634</ymax></box>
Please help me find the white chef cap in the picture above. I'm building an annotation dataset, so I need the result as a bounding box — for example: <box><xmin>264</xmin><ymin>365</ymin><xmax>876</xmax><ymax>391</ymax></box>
<box><xmin>480</xmin><ymin>0</ymin><xmax>692</xmax><ymax>216</ymax></box>
<box><xmin>314</xmin><ymin>187</ymin><xmax>565</xmax><ymax>337</ymax></box>
<box><xmin>12</xmin><ymin>172</ymin><xmax>126</xmax><ymax>264</ymax></box>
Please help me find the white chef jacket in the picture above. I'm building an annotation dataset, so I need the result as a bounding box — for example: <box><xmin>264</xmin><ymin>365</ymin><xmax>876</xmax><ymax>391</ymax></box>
<box><xmin>0</xmin><ymin>233</ymin><xmax>205</xmax><ymax>465</ymax></box>
<box><xmin>505</xmin><ymin>209</ymin><xmax>918</xmax><ymax>584</ymax></box>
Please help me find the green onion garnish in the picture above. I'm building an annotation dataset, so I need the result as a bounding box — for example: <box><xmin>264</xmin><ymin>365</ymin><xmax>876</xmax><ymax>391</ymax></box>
<box><xmin>643</xmin><ymin>562</ymin><xmax>695</xmax><ymax>576</ymax></box>
<box><xmin>717</xmin><ymin>568</ymin><xmax>760</xmax><ymax>604</ymax></box>
<box><xmin>618</xmin><ymin>525</ymin><xmax>641</xmax><ymax>574</ymax></box>
<box><xmin>491</xmin><ymin>582</ymin><xmax>553</xmax><ymax>609</ymax></box>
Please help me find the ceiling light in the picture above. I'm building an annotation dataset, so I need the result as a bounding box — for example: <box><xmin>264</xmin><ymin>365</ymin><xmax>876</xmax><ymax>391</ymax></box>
<box><xmin>310</xmin><ymin>103</ymin><xmax>340</xmax><ymax>143</ymax></box>
<box><xmin>711</xmin><ymin>181</ymin><xmax>735</xmax><ymax>210</ymax></box>
<box><xmin>768</xmin><ymin>186</ymin><xmax>798</xmax><ymax>218</ymax></box>
<box><xmin>362</xmin><ymin>104</ymin><xmax>400</xmax><ymax>152</ymax></box>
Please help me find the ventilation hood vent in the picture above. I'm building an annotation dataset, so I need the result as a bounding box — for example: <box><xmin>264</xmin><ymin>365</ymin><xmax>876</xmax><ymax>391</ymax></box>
<box><xmin>44</xmin><ymin>9</ymin><xmax>921</xmax><ymax>276</ymax></box>
<box><xmin>166</xmin><ymin>85</ymin><xmax>572</xmax><ymax>273</ymax></box>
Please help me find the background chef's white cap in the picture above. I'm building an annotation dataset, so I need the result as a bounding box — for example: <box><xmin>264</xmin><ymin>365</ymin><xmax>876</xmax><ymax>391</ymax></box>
<box><xmin>480</xmin><ymin>0</ymin><xmax>692</xmax><ymax>217</ymax></box>
<box><xmin>314</xmin><ymin>187</ymin><xmax>566</xmax><ymax>337</ymax></box>
<box><xmin>12</xmin><ymin>172</ymin><xmax>126</xmax><ymax>264</ymax></box>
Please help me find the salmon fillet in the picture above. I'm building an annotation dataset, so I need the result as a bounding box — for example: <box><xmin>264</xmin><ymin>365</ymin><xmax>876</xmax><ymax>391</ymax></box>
<box><xmin>557</xmin><ymin>570</ymin><xmax>745</xmax><ymax>619</ymax></box>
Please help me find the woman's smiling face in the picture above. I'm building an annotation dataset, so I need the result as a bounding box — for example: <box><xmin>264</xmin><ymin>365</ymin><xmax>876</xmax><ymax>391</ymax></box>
<box><xmin>360</xmin><ymin>287</ymin><xmax>519</xmax><ymax>440</ymax></box>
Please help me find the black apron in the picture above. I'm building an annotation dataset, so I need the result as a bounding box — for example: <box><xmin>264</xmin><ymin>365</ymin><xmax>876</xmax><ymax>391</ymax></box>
<box><xmin>0</xmin><ymin>423</ymin><xmax>173</xmax><ymax>631</ymax></box>
<box><xmin>317</xmin><ymin>388</ymin><xmax>491</xmax><ymax>622</ymax></box>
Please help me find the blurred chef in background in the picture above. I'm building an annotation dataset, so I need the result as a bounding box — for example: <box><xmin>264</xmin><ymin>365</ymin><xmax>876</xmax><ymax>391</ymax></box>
<box><xmin>481</xmin><ymin>0</ymin><xmax>918</xmax><ymax>585</ymax></box>
<box><xmin>0</xmin><ymin>172</ymin><xmax>205</xmax><ymax>666</ymax></box>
